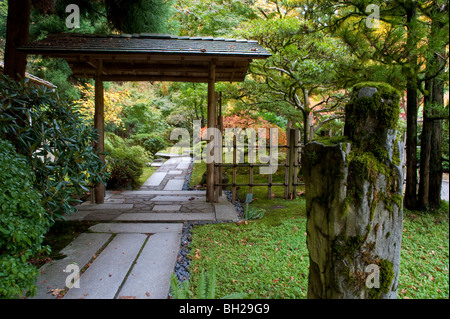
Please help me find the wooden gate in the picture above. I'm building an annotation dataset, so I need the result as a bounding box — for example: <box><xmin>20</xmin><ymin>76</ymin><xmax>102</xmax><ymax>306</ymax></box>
<box><xmin>213</xmin><ymin>128</ymin><xmax>303</xmax><ymax>203</ymax></box>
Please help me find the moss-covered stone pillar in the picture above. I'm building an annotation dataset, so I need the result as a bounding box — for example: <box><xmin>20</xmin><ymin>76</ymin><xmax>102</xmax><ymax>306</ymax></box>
<box><xmin>303</xmin><ymin>82</ymin><xmax>404</xmax><ymax>299</ymax></box>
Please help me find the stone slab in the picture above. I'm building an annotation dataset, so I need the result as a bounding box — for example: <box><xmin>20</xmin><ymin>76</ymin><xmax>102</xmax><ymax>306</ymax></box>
<box><xmin>176</xmin><ymin>162</ymin><xmax>191</xmax><ymax>170</ymax></box>
<box><xmin>168</xmin><ymin>170</ymin><xmax>183</xmax><ymax>175</ymax></box>
<box><xmin>114</xmin><ymin>213</ymin><xmax>216</xmax><ymax>222</ymax></box>
<box><xmin>63</xmin><ymin>234</ymin><xmax>147</xmax><ymax>299</ymax></box>
<box><xmin>122</xmin><ymin>190</ymin><xmax>206</xmax><ymax>196</ymax></box>
<box><xmin>118</xmin><ymin>232</ymin><xmax>181</xmax><ymax>299</ymax></box>
<box><xmin>144</xmin><ymin>172</ymin><xmax>167</xmax><ymax>186</ymax></box>
<box><xmin>64</xmin><ymin>210</ymin><xmax>92</xmax><ymax>221</ymax></box>
<box><xmin>84</xmin><ymin>210</ymin><xmax>124</xmax><ymax>221</ymax></box>
<box><xmin>32</xmin><ymin>233</ymin><xmax>112</xmax><ymax>299</ymax></box>
<box><xmin>89</xmin><ymin>223</ymin><xmax>183</xmax><ymax>234</ymax></box>
<box><xmin>151</xmin><ymin>195</ymin><xmax>204</xmax><ymax>202</ymax></box>
<box><xmin>152</xmin><ymin>205</ymin><xmax>182</xmax><ymax>211</ymax></box>
<box><xmin>150</xmin><ymin>162</ymin><xmax>163</xmax><ymax>167</ymax></box>
<box><xmin>104</xmin><ymin>198</ymin><xmax>125</xmax><ymax>204</ymax></box>
<box><xmin>163</xmin><ymin>180</ymin><xmax>185</xmax><ymax>191</ymax></box>
<box><xmin>215</xmin><ymin>204</ymin><xmax>239</xmax><ymax>222</ymax></box>
<box><xmin>76</xmin><ymin>204</ymin><xmax>134</xmax><ymax>211</ymax></box>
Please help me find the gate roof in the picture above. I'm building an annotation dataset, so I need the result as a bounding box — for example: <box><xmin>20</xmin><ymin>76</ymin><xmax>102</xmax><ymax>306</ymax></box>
<box><xmin>19</xmin><ymin>33</ymin><xmax>271</xmax><ymax>83</ymax></box>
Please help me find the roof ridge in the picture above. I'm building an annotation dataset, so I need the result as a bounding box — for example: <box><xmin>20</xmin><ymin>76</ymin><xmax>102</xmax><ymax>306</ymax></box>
<box><xmin>48</xmin><ymin>32</ymin><xmax>258</xmax><ymax>43</ymax></box>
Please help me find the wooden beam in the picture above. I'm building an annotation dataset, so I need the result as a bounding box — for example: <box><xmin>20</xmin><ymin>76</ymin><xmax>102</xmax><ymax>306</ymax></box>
<box><xmin>94</xmin><ymin>61</ymin><xmax>105</xmax><ymax>204</ymax></box>
<box><xmin>206</xmin><ymin>60</ymin><xmax>216</xmax><ymax>203</ymax></box>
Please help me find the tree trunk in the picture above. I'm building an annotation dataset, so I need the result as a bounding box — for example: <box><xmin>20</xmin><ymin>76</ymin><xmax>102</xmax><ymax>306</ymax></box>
<box><xmin>429</xmin><ymin>78</ymin><xmax>444</xmax><ymax>210</ymax></box>
<box><xmin>404</xmin><ymin>5</ymin><xmax>419</xmax><ymax>210</ymax></box>
<box><xmin>3</xmin><ymin>0</ymin><xmax>31</xmax><ymax>81</ymax></box>
<box><xmin>418</xmin><ymin>80</ymin><xmax>432</xmax><ymax>209</ymax></box>
<box><xmin>418</xmin><ymin>4</ymin><xmax>446</xmax><ymax>210</ymax></box>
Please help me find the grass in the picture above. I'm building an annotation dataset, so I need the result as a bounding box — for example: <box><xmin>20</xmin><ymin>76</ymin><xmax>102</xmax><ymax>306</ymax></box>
<box><xmin>186</xmin><ymin>192</ymin><xmax>449</xmax><ymax>299</ymax></box>
<box><xmin>187</xmin><ymin>197</ymin><xmax>309</xmax><ymax>299</ymax></box>
<box><xmin>135</xmin><ymin>166</ymin><xmax>158</xmax><ymax>189</ymax></box>
<box><xmin>398</xmin><ymin>203</ymin><xmax>449</xmax><ymax>299</ymax></box>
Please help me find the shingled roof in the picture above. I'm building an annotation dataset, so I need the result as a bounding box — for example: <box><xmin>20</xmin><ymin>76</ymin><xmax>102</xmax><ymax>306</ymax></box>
<box><xmin>0</xmin><ymin>61</ymin><xmax>57</xmax><ymax>89</ymax></box>
<box><xmin>19</xmin><ymin>33</ymin><xmax>271</xmax><ymax>83</ymax></box>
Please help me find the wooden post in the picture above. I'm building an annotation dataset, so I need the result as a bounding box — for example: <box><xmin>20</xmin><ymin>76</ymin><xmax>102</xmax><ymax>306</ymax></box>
<box><xmin>284</xmin><ymin>140</ymin><xmax>290</xmax><ymax>199</ymax></box>
<box><xmin>288</xmin><ymin>128</ymin><xmax>296</xmax><ymax>199</ymax></box>
<box><xmin>292</xmin><ymin>129</ymin><xmax>300</xmax><ymax>198</ymax></box>
<box><xmin>206</xmin><ymin>60</ymin><xmax>216</xmax><ymax>203</ymax></box>
<box><xmin>218</xmin><ymin>92</ymin><xmax>224</xmax><ymax>197</ymax></box>
<box><xmin>3</xmin><ymin>0</ymin><xmax>31</xmax><ymax>81</ymax></box>
<box><xmin>94</xmin><ymin>61</ymin><xmax>105</xmax><ymax>204</ymax></box>
<box><xmin>232</xmin><ymin>135</ymin><xmax>237</xmax><ymax>203</ymax></box>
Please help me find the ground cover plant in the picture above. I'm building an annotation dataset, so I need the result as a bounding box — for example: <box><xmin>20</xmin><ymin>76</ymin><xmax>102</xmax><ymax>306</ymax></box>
<box><xmin>185</xmin><ymin>197</ymin><xmax>449</xmax><ymax>299</ymax></box>
<box><xmin>186</xmin><ymin>198</ymin><xmax>309</xmax><ymax>299</ymax></box>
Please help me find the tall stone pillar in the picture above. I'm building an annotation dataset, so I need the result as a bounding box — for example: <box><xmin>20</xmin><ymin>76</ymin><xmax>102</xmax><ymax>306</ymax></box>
<box><xmin>303</xmin><ymin>82</ymin><xmax>404</xmax><ymax>299</ymax></box>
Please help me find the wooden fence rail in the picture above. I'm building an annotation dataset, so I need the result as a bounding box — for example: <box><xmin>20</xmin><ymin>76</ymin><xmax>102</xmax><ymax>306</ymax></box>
<box><xmin>213</xmin><ymin>128</ymin><xmax>303</xmax><ymax>203</ymax></box>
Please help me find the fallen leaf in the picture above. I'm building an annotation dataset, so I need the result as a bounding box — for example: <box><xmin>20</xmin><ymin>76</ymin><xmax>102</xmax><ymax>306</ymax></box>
<box><xmin>119</xmin><ymin>296</ymin><xmax>136</xmax><ymax>299</ymax></box>
<box><xmin>49</xmin><ymin>288</ymin><xmax>64</xmax><ymax>296</ymax></box>
<box><xmin>145</xmin><ymin>292</ymin><xmax>151</xmax><ymax>297</ymax></box>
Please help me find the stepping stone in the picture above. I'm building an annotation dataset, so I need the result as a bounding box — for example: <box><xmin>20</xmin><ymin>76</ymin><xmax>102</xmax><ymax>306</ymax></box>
<box><xmin>144</xmin><ymin>172</ymin><xmax>167</xmax><ymax>186</ymax></box>
<box><xmin>151</xmin><ymin>195</ymin><xmax>204</xmax><ymax>202</ymax></box>
<box><xmin>89</xmin><ymin>223</ymin><xmax>183</xmax><ymax>234</ymax></box>
<box><xmin>76</xmin><ymin>204</ymin><xmax>134</xmax><ymax>211</ymax></box>
<box><xmin>215</xmin><ymin>204</ymin><xmax>239</xmax><ymax>222</ymax></box>
<box><xmin>64</xmin><ymin>234</ymin><xmax>147</xmax><ymax>299</ymax></box>
<box><xmin>118</xmin><ymin>232</ymin><xmax>181</xmax><ymax>299</ymax></box>
<box><xmin>150</xmin><ymin>162</ymin><xmax>163</xmax><ymax>167</ymax></box>
<box><xmin>122</xmin><ymin>190</ymin><xmax>206</xmax><ymax>196</ymax></box>
<box><xmin>32</xmin><ymin>233</ymin><xmax>112</xmax><ymax>299</ymax></box>
<box><xmin>168</xmin><ymin>170</ymin><xmax>183</xmax><ymax>175</ymax></box>
<box><xmin>176</xmin><ymin>162</ymin><xmax>190</xmax><ymax>170</ymax></box>
<box><xmin>104</xmin><ymin>198</ymin><xmax>124</xmax><ymax>204</ymax></box>
<box><xmin>163</xmin><ymin>180</ymin><xmax>185</xmax><ymax>191</ymax></box>
<box><xmin>114</xmin><ymin>213</ymin><xmax>216</xmax><ymax>222</ymax></box>
<box><xmin>84</xmin><ymin>210</ymin><xmax>123</xmax><ymax>221</ymax></box>
<box><xmin>152</xmin><ymin>205</ymin><xmax>182</xmax><ymax>211</ymax></box>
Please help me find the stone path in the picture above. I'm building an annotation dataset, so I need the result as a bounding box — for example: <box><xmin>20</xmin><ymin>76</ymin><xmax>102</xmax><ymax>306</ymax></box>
<box><xmin>32</xmin><ymin>156</ymin><xmax>238</xmax><ymax>299</ymax></box>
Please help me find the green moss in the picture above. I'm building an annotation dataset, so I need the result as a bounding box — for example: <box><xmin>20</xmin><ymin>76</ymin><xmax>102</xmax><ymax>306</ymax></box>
<box><xmin>348</xmin><ymin>151</ymin><xmax>388</xmax><ymax>184</ymax></box>
<box><xmin>315</xmin><ymin>135</ymin><xmax>349</xmax><ymax>146</ymax></box>
<box><xmin>333</xmin><ymin>235</ymin><xmax>365</xmax><ymax>260</ymax></box>
<box><xmin>345</xmin><ymin>82</ymin><xmax>401</xmax><ymax>163</ymax></box>
<box><xmin>368</xmin><ymin>259</ymin><xmax>395</xmax><ymax>298</ymax></box>
<box><xmin>341</xmin><ymin>196</ymin><xmax>352</xmax><ymax>217</ymax></box>
<box><xmin>393</xmin><ymin>141</ymin><xmax>401</xmax><ymax>166</ymax></box>
<box><xmin>306</xmin><ymin>151</ymin><xmax>318</xmax><ymax>164</ymax></box>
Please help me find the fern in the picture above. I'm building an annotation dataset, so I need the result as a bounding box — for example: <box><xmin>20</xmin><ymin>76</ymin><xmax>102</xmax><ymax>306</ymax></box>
<box><xmin>170</xmin><ymin>273</ymin><xmax>193</xmax><ymax>299</ymax></box>
<box><xmin>170</xmin><ymin>267</ymin><xmax>247</xmax><ymax>299</ymax></box>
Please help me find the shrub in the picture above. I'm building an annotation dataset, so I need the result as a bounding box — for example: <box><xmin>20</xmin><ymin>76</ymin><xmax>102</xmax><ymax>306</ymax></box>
<box><xmin>105</xmin><ymin>132</ymin><xmax>148</xmax><ymax>189</ymax></box>
<box><xmin>0</xmin><ymin>140</ymin><xmax>50</xmax><ymax>298</ymax></box>
<box><xmin>0</xmin><ymin>75</ymin><xmax>108</xmax><ymax>220</ymax></box>
<box><xmin>129</xmin><ymin>133</ymin><xmax>167</xmax><ymax>155</ymax></box>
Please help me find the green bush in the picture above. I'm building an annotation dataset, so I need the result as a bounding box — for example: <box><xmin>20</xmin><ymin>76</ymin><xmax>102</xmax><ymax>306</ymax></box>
<box><xmin>129</xmin><ymin>133</ymin><xmax>167</xmax><ymax>155</ymax></box>
<box><xmin>0</xmin><ymin>140</ymin><xmax>50</xmax><ymax>298</ymax></box>
<box><xmin>0</xmin><ymin>75</ymin><xmax>108</xmax><ymax>220</ymax></box>
<box><xmin>105</xmin><ymin>133</ymin><xmax>148</xmax><ymax>189</ymax></box>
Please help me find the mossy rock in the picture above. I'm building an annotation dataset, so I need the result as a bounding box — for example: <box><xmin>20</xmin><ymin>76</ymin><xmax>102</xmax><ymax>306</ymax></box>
<box><xmin>344</xmin><ymin>82</ymin><xmax>400</xmax><ymax>161</ymax></box>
